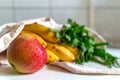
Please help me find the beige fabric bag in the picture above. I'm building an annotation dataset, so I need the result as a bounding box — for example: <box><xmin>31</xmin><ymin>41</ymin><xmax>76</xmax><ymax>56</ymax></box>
<box><xmin>0</xmin><ymin>17</ymin><xmax>120</xmax><ymax>75</ymax></box>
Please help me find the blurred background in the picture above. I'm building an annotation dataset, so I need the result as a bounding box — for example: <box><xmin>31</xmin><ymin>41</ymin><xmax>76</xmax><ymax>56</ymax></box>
<box><xmin>0</xmin><ymin>0</ymin><xmax>120</xmax><ymax>48</ymax></box>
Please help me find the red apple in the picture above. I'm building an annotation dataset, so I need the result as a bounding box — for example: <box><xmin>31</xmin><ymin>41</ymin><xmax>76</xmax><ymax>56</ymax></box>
<box><xmin>7</xmin><ymin>34</ymin><xmax>47</xmax><ymax>74</ymax></box>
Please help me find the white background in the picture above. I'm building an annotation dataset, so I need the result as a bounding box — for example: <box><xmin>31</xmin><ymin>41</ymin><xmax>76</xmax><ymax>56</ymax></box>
<box><xmin>0</xmin><ymin>0</ymin><xmax>120</xmax><ymax>47</ymax></box>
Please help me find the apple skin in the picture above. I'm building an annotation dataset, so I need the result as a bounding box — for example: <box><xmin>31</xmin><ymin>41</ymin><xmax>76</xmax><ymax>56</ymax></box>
<box><xmin>7</xmin><ymin>34</ymin><xmax>47</xmax><ymax>74</ymax></box>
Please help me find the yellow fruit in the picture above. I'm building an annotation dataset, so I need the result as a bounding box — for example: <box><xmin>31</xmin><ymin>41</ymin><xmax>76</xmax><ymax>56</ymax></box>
<box><xmin>46</xmin><ymin>49</ymin><xmax>60</xmax><ymax>63</ymax></box>
<box><xmin>20</xmin><ymin>30</ymin><xmax>47</xmax><ymax>48</ymax></box>
<box><xmin>64</xmin><ymin>45</ymin><xmax>79</xmax><ymax>58</ymax></box>
<box><xmin>47</xmin><ymin>43</ymin><xmax>75</xmax><ymax>62</ymax></box>
<box><xmin>23</xmin><ymin>23</ymin><xmax>59</xmax><ymax>43</ymax></box>
<box><xmin>23</xmin><ymin>23</ymin><xmax>49</xmax><ymax>33</ymax></box>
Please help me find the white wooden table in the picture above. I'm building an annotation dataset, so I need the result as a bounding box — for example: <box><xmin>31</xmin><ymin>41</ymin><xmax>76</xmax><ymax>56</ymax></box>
<box><xmin>0</xmin><ymin>48</ymin><xmax>120</xmax><ymax>80</ymax></box>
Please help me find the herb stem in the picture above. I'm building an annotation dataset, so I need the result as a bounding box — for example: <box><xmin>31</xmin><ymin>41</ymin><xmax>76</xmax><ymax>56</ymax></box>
<box><xmin>54</xmin><ymin>18</ymin><xmax>120</xmax><ymax>68</ymax></box>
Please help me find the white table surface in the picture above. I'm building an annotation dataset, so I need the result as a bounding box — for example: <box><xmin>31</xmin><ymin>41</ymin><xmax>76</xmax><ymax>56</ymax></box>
<box><xmin>0</xmin><ymin>48</ymin><xmax>120</xmax><ymax>80</ymax></box>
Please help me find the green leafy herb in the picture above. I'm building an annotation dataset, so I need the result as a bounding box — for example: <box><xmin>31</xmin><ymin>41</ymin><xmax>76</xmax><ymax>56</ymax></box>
<box><xmin>55</xmin><ymin>18</ymin><xmax>120</xmax><ymax>68</ymax></box>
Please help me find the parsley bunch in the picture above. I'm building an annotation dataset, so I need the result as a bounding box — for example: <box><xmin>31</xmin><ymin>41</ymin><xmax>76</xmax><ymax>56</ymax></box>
<box><xmin>55</xmin><ymin>19</ymin><xmax>120</xmax><ymax>68</ymax></box>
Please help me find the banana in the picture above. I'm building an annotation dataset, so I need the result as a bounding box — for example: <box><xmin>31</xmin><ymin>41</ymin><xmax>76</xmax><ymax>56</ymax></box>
<box><xmin>47</xmin><ymin>42</ymin><xmax>75</xmax><ymax>62</ymax></box>
<box><xmin>23</xmin><ymin>23</ymin><xmax>59</xmax><ymax>43</ymax></box>
<box><xmin>64</xmin><ymin>45</ymin><xmax>79</xmax><ymax>58</ymax></box>
<box><xmin>22</xmin><ymin>23</ymin><xmax>78</xmax><ymax>62</ymax></box>
<box><xmin>46</xmin><ymin>49</ymin><xmax>60</xmax><ymax>63</ymax></box>
<box><xmin>20</xmin><ymin>30</ymin><xmax>47</xmax><ymax>48</ymax></box>
<box><xmin>23</xmin><ymin>23</ymin><xmax>49</xmax><ymax>33</ymax></box>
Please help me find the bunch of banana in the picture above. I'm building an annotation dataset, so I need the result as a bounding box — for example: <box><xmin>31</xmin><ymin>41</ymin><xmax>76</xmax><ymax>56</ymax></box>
<box><xmin>20</xmin><ymin>23</ymin><xmax>79</xmax><ymax>63</ymax></box>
